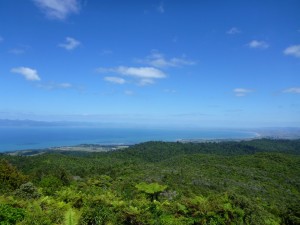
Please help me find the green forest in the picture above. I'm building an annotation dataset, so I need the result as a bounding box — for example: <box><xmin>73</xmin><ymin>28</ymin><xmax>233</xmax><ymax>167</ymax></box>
<box><xmin>0</xmin><ymin>139</ymin><xmax>299</xmax><ymax>225</ymax></box>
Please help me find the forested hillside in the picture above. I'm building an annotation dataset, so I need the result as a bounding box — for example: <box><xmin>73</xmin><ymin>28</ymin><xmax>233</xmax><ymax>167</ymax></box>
<box><xmin>0</xmin><ymin>139</ymin><xmax>299</xmax><ymax>224</ymax></box>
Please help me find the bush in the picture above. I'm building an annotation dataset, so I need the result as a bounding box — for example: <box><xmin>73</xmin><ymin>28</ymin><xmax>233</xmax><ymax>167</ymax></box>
<box><xmin>14</xmin><ymin>182</ymin><xmax>40</xmax><ymax>199</ymax></box>
<box><xmin>0</xmin><ymin>204</ymin><xmax>25</xmax><ymax>225</ymax></box>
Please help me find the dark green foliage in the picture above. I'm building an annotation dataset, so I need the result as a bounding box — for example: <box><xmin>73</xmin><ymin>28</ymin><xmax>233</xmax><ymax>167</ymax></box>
<box><xmin>136</xmin><ymin>182</ymin><xmax>167</xmax><ymax>202</ymax></box>
<box><xmin>121</xmin><ymin>139</ymin><xmax>300</xmax><ymax>163</ymax></box>
<box><xmin>0</xmin><ymin>204</ymin><xmax>25</xmax><ymax>225</ymax></box>
<box><xmin>14</xmin><ymin>182</ymin><xmax>40</xmax><ymax>199</ymax></box>
<box><xmin>0</xmin><ymin>139</ymin><xmax>299</xmax><ymax>224</ymax></box>
<box><xmin>80</xmin><ymin>203</ymin><xmax>117</xmax><ymax>225</ymax></box>
<box><xmin>0</xmin><ymin>159</ymin><xmax>28</xmax><ymax>192</ymax></box>
<box><xmin>39</xmin><ymin>175</ymin><xmax>64</xmax><ymax>195</ymax></box>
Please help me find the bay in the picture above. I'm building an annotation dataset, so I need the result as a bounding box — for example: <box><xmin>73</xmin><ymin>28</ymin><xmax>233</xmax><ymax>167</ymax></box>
<box><xmin>0</xmin><ymin>127</ymin><xmax>259</xmax><ymax>152</ymax></box>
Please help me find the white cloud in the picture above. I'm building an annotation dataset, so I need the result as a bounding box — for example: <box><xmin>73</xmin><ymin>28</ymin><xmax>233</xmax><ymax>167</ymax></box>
<box><xmin>233</xmin><ymin>88</ymin><xmax>253</xmax><ymax>97</ymax></box>
<box><xmin>283</xmin><ymin>87</ymin><xmax>300</xmax><ymax>94</ymax></box>
<box><xmin>227</xmin><ymin>27</ymin><xmax>241</xmax><ymax>35</ymax></box>
<box><xmin>59</xmin><ymin>37</ymin><xmax>80</xmax><ymax>50</ymax></box>
<box><xmin>11</xmin><ymin>67</ymin><xmax>41</xmax><ymax>81</ymax></box>
<box><xmin>138</xmin><ymin>51</ymin><xmax>195</xmax><ymax>68</ymax></box>
<box><xmin>104</xmin><ymin>76</ymin><xmax>126</xmax><ymax>84</ymax></box>
<box><xmin>98</xmin><ymin>66</ymin><xmax>166</xmax><ymax>79</ymax></box>
<box><xmin>33</xmin><ymin>0</ymin><xmax>80</xmax><ymax>20</ymax></box>
<box><xmin>157</xmin><ymin>2</ymin><xmax>164</xmax><ymax>13</ymax></box>
<box><xmin>116</xmin><ymin>66</ymin><xmax>166</xmax><ymax>79</ymax></box>
<box><xmin>283</xmin><ymin>45</ymin><xmax>300</xmax><ymax>58</ymax></box>
<box><xmin>248</xmin><ymin>40</ymin><xmax>269</xmax><ymax>49</ymax></box>
<box><xmin>97</xmin><ymin>66</ymin><xmax>166</xmax><ymax>86</ymax></box>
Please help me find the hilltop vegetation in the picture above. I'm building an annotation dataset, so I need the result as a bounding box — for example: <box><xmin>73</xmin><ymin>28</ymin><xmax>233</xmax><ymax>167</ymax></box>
<box><xmin>0</xmin><ymin>139</ymin><xmax>300</xmax><ymax>224</ymax></box>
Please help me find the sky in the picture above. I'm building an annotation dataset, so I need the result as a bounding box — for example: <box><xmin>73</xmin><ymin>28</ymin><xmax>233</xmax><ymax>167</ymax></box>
<box><xmin>0</xmin><ymin>0</ymin><xmax>299</xmax><ymax>128</ymax></box>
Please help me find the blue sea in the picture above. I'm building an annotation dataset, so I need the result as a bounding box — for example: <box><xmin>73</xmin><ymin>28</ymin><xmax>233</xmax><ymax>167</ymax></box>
<box><xmin>0</xmin><ymin>127</ymin><xmax>259</xmax><ymax>152</ymax></box>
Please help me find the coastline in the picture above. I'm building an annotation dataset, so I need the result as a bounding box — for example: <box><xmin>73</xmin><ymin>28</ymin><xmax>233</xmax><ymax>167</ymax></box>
<box><xmin>3</xmin><ymin>144</ymin><xmax>130</xmax><ymax>156</ymax></box>
<box><xmin>0</xmin><ymin>127</ymin><xmax>260</xmax><ymax>153</ymax></box>
<box><xmin>1</xmin><ymin>127</ymin><xmax>300</xmax><ymax>155</ymax></box>
<box><xmin>177</xmin><ymin>131</ymin><xmax>262</xmax><ymax>143</ymax></box>
<box><xmin>4</xmin><ymin>134</ymin><xmax>299</xmax><ymax>157</ymax></box>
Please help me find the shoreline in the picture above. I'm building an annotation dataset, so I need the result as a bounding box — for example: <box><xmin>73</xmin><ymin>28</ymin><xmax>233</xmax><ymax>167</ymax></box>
<box><xmin>1</xmin><ymin>127</ymin><xmax>300</xmax><ymax>155</ymax></box>
<box><xmin>3</xmin><ymin>135</ymin><xmax>300</xmax><ymax>156</ymax></box>
<box><xmin>1</xmin><ymin>135</ymin><xmax>260</xmax><ymax>155</ymax></box>
<box><xmin>3</xmin><ymin>144</ymin><xmax>131</xmax><ymax>156</ymax></box>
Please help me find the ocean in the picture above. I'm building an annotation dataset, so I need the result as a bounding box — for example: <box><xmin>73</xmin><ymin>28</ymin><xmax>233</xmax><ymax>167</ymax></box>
<box><xmin>0</xmin><ymin>127</ymin><xmax>259</xmax><ymax>152</ymax></box>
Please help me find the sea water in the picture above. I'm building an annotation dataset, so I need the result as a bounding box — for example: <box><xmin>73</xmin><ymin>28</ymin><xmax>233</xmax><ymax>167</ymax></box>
<box><xmin>0</xmin><ymin>127</ymin><xmax>258</xmax><ymax>152</ymax></box>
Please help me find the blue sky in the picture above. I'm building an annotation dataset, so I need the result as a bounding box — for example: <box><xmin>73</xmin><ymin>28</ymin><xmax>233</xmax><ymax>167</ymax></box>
<box><xmin>0</xmin><ymin>0</ymin><xmax>299</xmax><ymax>128</ymax></box>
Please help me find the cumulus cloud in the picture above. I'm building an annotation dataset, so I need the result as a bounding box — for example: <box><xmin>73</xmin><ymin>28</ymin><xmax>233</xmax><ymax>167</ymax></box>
<box><xmin>227</xmin><ymin>27</ymin><xmax>241</xmax><ymax>35</ymax></box>
<box><xmin>98</xmin><ymin>66</ymin><xmax>166</xmax><ymax>79</ymax></box>
<box><xmin>11</xmin><ymin>67</ymin><xmax>41</xmax><ymax>81</ymax></box>
<box><xmin>248</xmin><ymin>40</ymin><xmax>269</xmax><ymax>49</ymax></box>
<box><xmin>283</xmin><ymin>45</ymin><xmax>300</xmax><ymax>58</ymax></box>
<box><xmin>116</xmin><ymin>66</ymin><xmax>166</xmax><ymax>79</ymax></box>
<box><xmin>59</xmin><ymin>37</ymin><xmax>80</xmax><ymax>50</ymax></box>
<box><xmin>283</xmin><ymin>87</ymin><xmax>300</xmax><ymax>94</ymax></box>
<box><xmin>104</xmin><ymin>76</ymin><xmax>126</xmax><ymax>84</ymax></box>
<box><xmin>138</xmin><ymin>51</ymin><xmax>195</xmax><ymax>68</ymax></box>
<box><xmin>97</xmin><ymin>66</ymin><xmax>166</xmax><ymax>85</ymax></box>
<box><xmin>97</xmin><ymin>51</ymin><xmax>193</xmax><ymax>86</ymax></box>
<box><xmin>233</xmin><ymin>88</ymin><xmax>253</xmax><ymax>97</ymax></box>
<box><xmin>33</xmin><ymin>0</ymin><xmax>80</xmax><ymax>20</ymax></box>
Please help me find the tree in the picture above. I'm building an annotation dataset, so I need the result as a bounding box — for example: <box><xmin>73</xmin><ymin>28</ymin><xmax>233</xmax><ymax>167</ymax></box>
<box><xmin>135</xmin><ymin>182</ymin><xmax>167</xmax><ymax>202</ymax></box>
<box><xmin>14</xmin><ymin>182</ymin><xmax>40</xmax><ymax>199</ymax></box>
<box><xmin>0</xmin><ymin>159</ymin><xmax>28</xmax><ymax>192</ymax></box>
